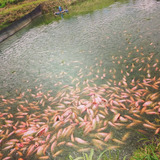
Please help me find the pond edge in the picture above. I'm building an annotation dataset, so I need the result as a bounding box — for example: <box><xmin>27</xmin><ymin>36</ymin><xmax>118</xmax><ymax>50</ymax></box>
<box><xmin>0</xmin><ymin>4</ymin><xmax>42</xmax><ymax>43</ymax></box>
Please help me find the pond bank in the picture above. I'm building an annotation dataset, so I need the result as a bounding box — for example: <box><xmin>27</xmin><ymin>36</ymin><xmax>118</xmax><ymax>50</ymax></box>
<box><xmin>0</xmin><ymin>0</ymin><xmax>126</xmax><ymax>42</ymax></box>
<box><xmin>0</xmin><ymin>4</ymin><xmax>42</xmax><ymax>43</ymax></box>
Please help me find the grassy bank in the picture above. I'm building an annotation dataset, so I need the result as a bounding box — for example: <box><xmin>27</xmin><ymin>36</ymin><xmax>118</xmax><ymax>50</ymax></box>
<box><xmin>29</xmin><ymin>0</ymin><xmax>128</xmax><ymax>29</ymax></box>
<box><xmin>0</xmin><ymin>0</ymin><xmax>60</xmax><ymax>30</ymax></box>
<box><xmin>0</xmin><ymin>0</ymin><xmax>127</xmax><ymax>31</ymax></box>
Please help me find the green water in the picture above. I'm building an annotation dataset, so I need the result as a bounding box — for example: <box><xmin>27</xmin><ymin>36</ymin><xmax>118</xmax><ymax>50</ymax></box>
<box><xmin>0</xmin><ymin>0</ymin><xmax>159</xmax><ymax>95</ymax></box>
<box><xmin>0</xmin><ymin>0</ymin><xmax>160</xmax><ymax>159</ymax></box>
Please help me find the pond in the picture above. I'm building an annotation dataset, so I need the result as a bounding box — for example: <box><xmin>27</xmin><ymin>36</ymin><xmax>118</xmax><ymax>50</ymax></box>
<box><xmin>0</xmin><ymin>0</ymin><xmax>160</xmax><ymax>159</ymax></box>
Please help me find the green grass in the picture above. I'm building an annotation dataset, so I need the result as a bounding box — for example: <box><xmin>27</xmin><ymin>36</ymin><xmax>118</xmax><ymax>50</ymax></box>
<box><xmin>0</xmin><ymin>0</ymin><xmax>48</xmax><ymax>14</ymax></box>
<box><xmin>130</xmin><ymin>135</ymin><xmax>160</xmax><ymax>160</ymax></box>
<box><xmin>42</xmin><ymin>0</ymin><xmax>120</xmax><ymax>25</ymax></box>
<box><xmin>34</xmin><ymin>0</ymin><xmax>128</xmax><ymax>28</ymax></box>
<box><xmin>0</xmin><ymin>0</ymin><xmax>21</xmax><ymax>8</ymax></box>
<box><xmin>66</xmin><ymin>134</ymin><xmax>160</xmax><ymax>160</ymax></box>
<box><xmin>0</xmin><ymin>0</ymin><xmax>52</xmax><ymax>30</ymax></box>
<box><xmin>67</xmin><ymin>149</ymin><xmax>127</xmax><ymax>160</ymax></box>
<box><xmin>0</xmin><ymin>0</ymin><xmax>26</xmax><ymax>8</ymax></box>
<box><xmin>0</xmin><ymin>0</ymin><xmax>128</xmax><ymax>30</ymax></box>
<box><xmin>66</xmin><ymin>0</ymin><xmax>127</xmax><ymax>17</ymax></box>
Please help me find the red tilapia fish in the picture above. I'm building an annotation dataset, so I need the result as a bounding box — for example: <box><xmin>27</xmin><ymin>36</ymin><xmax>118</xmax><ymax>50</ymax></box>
<box><xmin>0</xmin><ymin>45</ymin><xmax>160</xmax><ymax>160</ymax></box>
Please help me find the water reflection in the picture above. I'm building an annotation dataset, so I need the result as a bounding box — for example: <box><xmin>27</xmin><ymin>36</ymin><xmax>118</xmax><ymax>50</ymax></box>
<box><xmin>0</xmin><ymin>0</ymin><xmax>160</xmax><ymax>159</ymax></box>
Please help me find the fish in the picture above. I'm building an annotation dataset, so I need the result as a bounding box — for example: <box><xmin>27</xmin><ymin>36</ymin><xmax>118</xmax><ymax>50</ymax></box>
<box><xmin>119</xmin><ymin>116</ymin><xmax>128</xmax><ymax>122</ymax></box>
<box><xmin>52</xmin><ymin>149</ymin><xmax>63</xmax><ymax>157</ymax></box>
<box><xmin>122</xmin><ymin>132</ymin><xmax>130</xmax><ymax>141</ymax></box>
<box><xmin>51</xmin><ymin>141</ymin><xmax>57</xmax><ymax>153</ymax></box>
<box><xmin>108</xmin><ymin>121</ymin><xmax>118</xmax><ymax>129</ymax></box>
<box><xmin>126</xmin><ymin>122</ymin><xmax>139</xmax><ymax>128</ymax></box>
<box><xmin>8</xmin><ymin>148</ymin><xmax>16</xmax><ymax>156</ymax></box>
<box><xmin>143</xmin><ymin>124</ymin><xmax>156</xmax><ymax>130</ymax></box>
<box><xmin>92</xmin><ymin>139</ymin><xmax>107</xmax><ymax>146</ymax></box>
<box><xmin>112</xmin><ymin>113</ymin><xmax>120</xmax><ymax>123</ymax></box>
<box><xmin>75</xmin><ymin>137</ymin><xmax>89</xmax><ymax>145</ymax></box>
<box><xmin>57</xmin><ymin>141</ymin><xmax>66</xmax><ymax>147</ymax></box>
<box><xmin>27</xmin><ymin>144</ymin><xmax>35</xmax><ymax>157</ymax></box>
<box><xmin>49</xmin><ymin>134</ymin><xmax>56</xmax><ymax>143</ymax></box>
<box><xmin>39</xmin><ymin>156</ymin><xmax>49</xmax><ymax>160</ymax></box>
<box><xmin>133</xmin><ymin>113</ymin><xmax>141</xmax><ymax>118</ymax></box>
<box><xmin>124</xmin><ymin>115</ymin><xmax>134</xmax><ymax>121</ymax></box>
<box><xmin>1</xmin><ymin>51</ymin><xmax>160</xmax><ymax>160</ymax></box>
<box><xmin>57</xmin><ymin>128</ymin><xmax>63</xmax><ymax>139</ymax></box>
<box><xmin>155</xmin><ymin>128</ymin><xmax>160</xmax><ymax>134</ymax></box>
<box><xmin>92</xmin><ymin>118</ymin><xmax>97</xmax><ymax>130</ymax></box>
<box><xmin>77</xmin><ymin>148</ymin><xmax>91</xmax><ymax>152</ymax></box>
<box><xmin>83</xmin><ymin>125</ymin><xmax>93</xmax><ymax>135</ymax></box>
<box><xmin>140</xmin><ymin>106</ymin><xmax>147</xmax><ymax>114</ymax></box>
<box><xmin>92</xmin><ymin>140</ymin><xmax>104</xmax><ymax>150</ymax></box>
<box><xmin>96</xmin><ymin>132</ymin><xmax>109</xmax><ymax>137</ymax></box>
<box><xmin>2</xmin><ymin>157</ymin><xmax>12</xmax><ymax>160</ymax></box>
<box><xmin>107</xmin><ymin>145</ymin><xmax>120</xmax><ymax>150</ymax></box>
<box><xmin>112</xmin><ymin>138</ymin><xmax>125</xmax><ymax>144</ymax></box>
<box><xmin>71</xmin><ymin>133</ymin><xmax>75</xmax><ymax>142</ymax></box>
<box><xmin>23</xmin><ymin>129</ymin><xmax>37</xmax><ymax>137</ymax></box>
<box><xmin>66</xmin><ymin>142</ymin><xmax>78</xmax><ymax>148</ymax></box>
<box><xmin>143</xmin><ymin>101</ymin><xmax>152</xmax><ymax>107</ymax></box>
<box><xmin>2</xmin><ymin>145</ymin><xmax>14</xmax><ymax>151</ymax></box>
<box><xmin>36</xmin><ymin>126</ymin><xmax>48</xmax><ymax>137</ymax></box>
<box><xmin>137</xmin><ymin>129</ymin><xmax>148</xmax><ymax>134</ymax></box>
<box><xmin>104</xmin><ymin>132</ymin><xmax>113</xmax><ymax>142</ymax></box>
<box><xmin>17</xmin><ymin>151</ymin><xmax>23</xmax><ymax>156</ymax></box>
<box><xmin>43</xmin><ymin>144</ymin><xmax>50</xmax><ymax>155</ymax></box>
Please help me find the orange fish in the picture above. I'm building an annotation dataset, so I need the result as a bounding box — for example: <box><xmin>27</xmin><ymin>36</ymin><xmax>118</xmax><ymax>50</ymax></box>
<box><xmin>104</xmin><ymin>132</ymin><xmax>113</xmax><ymax>142</ymax></box>
<box><xmin>143</xmin><ymin>124</ymin><xmax>156</xmax><ymax>130</ymax></box>
<box><xmin>107</xmin><ymin>145</ymin><xmax>120</xmax><ymax>150</ymax></box>
<box><xmin>52</xmin><ymin>150</ymin><xmax>63</xmax><ymax>157</ymax></box>
<box><xmin>155</xmin><ymin>128</ymin><xmax>160</xmax><ymax>134</ymax></box>
<box><xmin>39</xmin><ymin>156</ymin><xmax>49</xmax><ymax>160</ymax></box>
<box><xmin>112</xmin><ymin>113</ymin><xmax>120</xmax><ymax>123</ymax></box>
<box><xmin>143</xmin><ymin>101</ymin><xmax>152</xmax><ymax>107</ymax></box>
<box><xmin>122</xmin><ymin>132</ymin><xmax>130</xmax><ymax>141</ymax></box>
<box><xmin>75</xmin><ymin>137</ymin><xmax>89</xmax><ymax>145</ymax></box>
<box><xmin>112</xmin><ymin>138</ymin><xmax>125</xmax><ymax>144</ymax></box>
<box><xmin>77</xmin><ymin>148</ymin><xmax>91</xmax><ymax>152</ymax></box>
<box><xmin>51</xmin><ymin>141</ymin><xmax>57</xmax><ymax>153</ymax></box>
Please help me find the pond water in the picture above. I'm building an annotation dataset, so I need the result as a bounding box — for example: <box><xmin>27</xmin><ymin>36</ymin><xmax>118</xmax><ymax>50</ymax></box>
<box><xmin>0</xmin><ymin>0</ymin><xmax>160</xmax><ymax>159</ymax></box>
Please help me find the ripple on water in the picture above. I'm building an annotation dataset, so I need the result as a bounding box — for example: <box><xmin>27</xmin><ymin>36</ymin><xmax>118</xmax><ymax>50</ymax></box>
<box><xmin>0</xmin><ymin>0</ymin><xmax>160</xmax><ymax>159</ymax></box>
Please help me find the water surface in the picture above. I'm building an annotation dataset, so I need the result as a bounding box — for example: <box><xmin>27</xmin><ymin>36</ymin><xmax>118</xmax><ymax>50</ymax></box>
<box><xmin>0</xmin><ymin>0</ymin><xmax>160</xmax><ymax>159</ymax></box>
